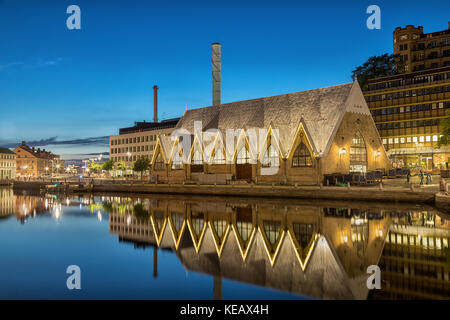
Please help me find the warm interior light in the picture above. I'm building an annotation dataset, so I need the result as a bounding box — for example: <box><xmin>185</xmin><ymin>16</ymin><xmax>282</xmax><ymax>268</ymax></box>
<box><xmin>339</xmin><ymin>148</ymin><xmax>346</xmax><ymax>156</ymax></box>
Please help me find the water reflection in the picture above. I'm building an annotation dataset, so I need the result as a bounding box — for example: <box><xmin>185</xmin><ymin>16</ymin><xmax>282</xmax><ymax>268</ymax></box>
<box><xmin>103</xmin><ymin>194</ymin><xmax>450</xmax><ymax>300</ymax></box>
<box><xmin>1</xmin><ymin>188</ymin><xmax>450</xmax><ymax>300</ymax></box>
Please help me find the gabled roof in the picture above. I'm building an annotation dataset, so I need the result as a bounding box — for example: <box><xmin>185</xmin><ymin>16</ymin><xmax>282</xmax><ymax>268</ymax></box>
<box><xmin>176</xmin><ymin>82</ymin><xmax>359</xmax><ymax>158</ymax></box>
<box><xmin>0</xmin><ymin>147</ymin><xmax>15</xmax><ymax>155</ymax></box>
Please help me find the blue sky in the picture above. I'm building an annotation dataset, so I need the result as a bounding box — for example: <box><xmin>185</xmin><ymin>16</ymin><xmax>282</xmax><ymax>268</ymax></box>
<box><xmin>1</xmin><ymin>0</ymin><xmax>449</xmax><ymax>159</ymax></box>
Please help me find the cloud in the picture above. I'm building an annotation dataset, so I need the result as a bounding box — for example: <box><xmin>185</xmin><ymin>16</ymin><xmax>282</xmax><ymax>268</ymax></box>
<box><xmin>0</xmin><ymin>57</ymin><xmax>65</xmax><ymax>71</ymax></box>
<box><xmin>0</xmin><ymin>136</ymin><xmax>110</xmax><ymax>149</ymax></box>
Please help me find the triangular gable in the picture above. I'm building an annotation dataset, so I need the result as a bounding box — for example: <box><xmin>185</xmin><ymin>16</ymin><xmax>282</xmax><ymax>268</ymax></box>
<box><xmin>208</xmin><ymin>219</ymin><xmax>231</xmax><ymax>258</ymax></box>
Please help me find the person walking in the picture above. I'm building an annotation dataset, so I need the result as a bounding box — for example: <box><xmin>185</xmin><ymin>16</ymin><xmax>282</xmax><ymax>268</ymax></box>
<box><xmin>419</xmin><ymin>169</ymin><xmax>424</xmax><ymax>186</ymax></box>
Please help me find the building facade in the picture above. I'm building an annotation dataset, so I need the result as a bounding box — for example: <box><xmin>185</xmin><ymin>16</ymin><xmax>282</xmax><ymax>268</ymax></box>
<box><xmin>364</xmin><ymin>67</ymin><xmax>450</xmax><ymax>168</ymax></box>
<box><xmin>13</xmin><ymin>142</ymin><xmax>62</xmax><ymax>178</ymax></box>
<box><xmin>393</xmin><ymin>22</ymin><xmax>450</xmax><ymax>73</ymax></box>
<box><xmin>0</xmin><ymin>147</ymin><xmax>16</xmax><ymax>180</ymax></box>
<box><xmin>149</xmin><ymin>81</ymin><xmax>390</xmax><ymax>185</ymax></box>
<box><xmin>109</xmin><ymin>119</ymin><xmax>180</xmax><ymax>170</ymax></box>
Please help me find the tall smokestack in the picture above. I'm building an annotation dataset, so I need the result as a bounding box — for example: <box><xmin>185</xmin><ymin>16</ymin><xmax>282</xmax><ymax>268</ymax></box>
<box><xmin>153</xmin><ymin>85</ymin><xmax>158</xmax><ymax>123</ymax></box>
<box><xmin>212</xmin><ymin>43</ymin><xmax>221</xmax><ymax>106</ymax></box>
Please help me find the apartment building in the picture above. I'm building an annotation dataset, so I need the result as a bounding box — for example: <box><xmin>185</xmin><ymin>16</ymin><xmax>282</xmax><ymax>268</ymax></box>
<box><xmin>364</xmin><ymin>66</ymin><xmax>450</xmax><ymax>168</ymax></box>
<box><xmin>0</xmin><ymin>147</ymin><xmax>16</xmax><ymax>180</ymax></box>
<box><xmin>109</xmin><ymin>118</ymin><xmax>180</xmax><ymax>167</ymax></box>
<box><xmin>393</xmin><ymin>22</ymin><xmax>450</xmax><ymax>73</ymax></box>
<box><xmin>13</xmin><ymin>142</ymin><xmax>62</xmax><ymax>177</ymax></box>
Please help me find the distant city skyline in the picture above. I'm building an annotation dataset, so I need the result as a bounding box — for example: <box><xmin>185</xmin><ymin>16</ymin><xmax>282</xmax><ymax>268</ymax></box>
<box><xmin>1</xmin><ymin>0</ymin><xmax>450</xmax><ymax>159</ymax></box>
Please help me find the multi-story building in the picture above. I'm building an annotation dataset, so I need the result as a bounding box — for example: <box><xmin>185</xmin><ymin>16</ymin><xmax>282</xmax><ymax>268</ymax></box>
<box><xmin>13</xmin><ymin>141</ymin><xmax>62</xmax><ymax>178</ymax></box>
<box><xmin>393</xmin><ymin>22</ymin><xmax>450</xmax><ymax>73</ymax></box>
<box><xmin>0</xmin><ymin>147</ymin><xmax>16</xmax><ymax>180</ymax></box>
<box><xmin>109</xmin><ymin>85</ymin><xmax>180</xmax><ymax>171</ymax></box>
<box><xmin>364</xmin><ymin>66</ymin><xmax>450</xmax><ymax>169</ymax></box>
<box><xmin>109</xmin><ymin>118</ymin><xmax>180</xmax><ymax>169</ymax></box>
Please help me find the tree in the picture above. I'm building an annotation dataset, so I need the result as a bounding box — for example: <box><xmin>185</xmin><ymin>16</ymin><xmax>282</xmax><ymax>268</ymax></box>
<box><xmin>101</xmin><ymin>160</ymin><xmax>114</xmax><ymax>171</ymax></box>
<box><xmin>116</xmin><ymin>161</ymin><xmax>128</xmax><ymax>172</ymax></box>
<box><xmin>133</xmin><ymin>157</ymin><xmax>150</xmax><ymax>178</ymax></box>
<box><xmin>438</xmin><ymin>110</ymin><xmax>450</xmax><ymax>147</ymax></box>
<box><xmin>88</xmin><ymin>162</ymin><xmax>101</xmax><ymax>173</ymax></box>
<box><xmin>351</xmin><ymin>53</ymin><xmax>405</xmax><ymax>90</ymax></box>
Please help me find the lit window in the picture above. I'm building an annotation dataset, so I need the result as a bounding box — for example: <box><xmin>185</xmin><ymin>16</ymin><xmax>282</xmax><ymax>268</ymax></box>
<box><xmin>419</xmin><ymin>136</ymin><xmax>425</xmax><ymax>142</ymax></box>
<box><xmin>389</xmin><ymin>138</ymin><xmax>393</xmax><ymax>144</ymax></box>
<box><xmin>154</xmin><ymin>153</ymin><xmax>165</xmax><ymax>171</ymax></box>
<box><xmin>400</xmin><ymin>137</ymin><xmax>405</xmax><ymax>143</ymax></box>
<box><xmin>382</xmin><ymin>138</ymin><xmax>387</xmax><ymax>144</ymax></box>
<box><xmin>394</xmin><ymin>138</ymin><xmax>399</xmax><ymax>144</ymax></box>
<box><xmin>426</xmin><ymin>136</ymin><xmax>431</xmax><ymax>142</ymax></box>
<box><xmin>292</xmin><ymin>143</ymin><xmax>312</xmax><ymax>167</ymax></box>
<box><xmin>172</xmin><ymin>152</ymin><xmax>183</xmax><ymax>169</ymax></box>
<box><xmin>262</xmin><ymin>144</ymin><xmax>279</xmax><ymax>168</ymax></box>
<box><xmin>413</xmin><ymin>137</ymin><xmax>418</xmax><ymax>143</ymax></box>
<box><xmin>433</xmin><ymin>135</ymin><xmax>438</xmax><ymax>142</ymax></box>
<box><xmin>236</xmin><ymin>146</ymin><xmax>250</xmax><ymax>164</ymax></box>
<box><xmin>212</xmin><ymin>148</ymin><xmax>226</xmax><ymax>165</ymax></box>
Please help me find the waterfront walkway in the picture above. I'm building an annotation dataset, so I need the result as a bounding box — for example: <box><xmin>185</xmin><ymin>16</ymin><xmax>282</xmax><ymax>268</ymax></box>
<box><xmin>11</xmin><ymin>176</ymin><xmax>445</xmax><ymax>205</ymax></box>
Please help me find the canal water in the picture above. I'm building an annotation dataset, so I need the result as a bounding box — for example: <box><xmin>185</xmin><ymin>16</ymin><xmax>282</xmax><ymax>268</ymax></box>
<box><xmin>0</xmin><ymin>187</ymin><xmax>449</xmax><ymax>300</ymax></box>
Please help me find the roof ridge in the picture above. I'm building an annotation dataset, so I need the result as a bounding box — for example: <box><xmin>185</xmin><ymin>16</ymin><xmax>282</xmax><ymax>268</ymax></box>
<box><xmin>187</xmin><ymin>82</ymin><xmax>353</xmax><ymax>112</ymax></box>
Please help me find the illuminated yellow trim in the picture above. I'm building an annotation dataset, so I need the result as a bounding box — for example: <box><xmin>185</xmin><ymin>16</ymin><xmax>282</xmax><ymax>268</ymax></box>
<box><xmin>287</xmin><ymin>230</ymin><xmax>319</xmax><ymax>271</ymax></box>
<box><xmin>257</xmin><ymin>125</ymin><xmax>283</xmax><ymax>162</ymax></box>
<box><xmin>151</xmin><ymin>138</ymin><xmax>167</xmax><ymax>166</ymax></box>
<box><xmin>208</xmin><ymin>221</ymin><xmax>231</xmax><ymax>258</ymax></box>
<box><xmin>208</xmin><ymin>132</ymin><xmax>228</xmax><ymax>164</ymax></box>
<box><xmin>187</xmin><ymin>216</ymin><xmax>207</xmax><ymax>253</ymax></box>
<box><xmin>231</xmin><ymin>223</ymin><xmax>256</xmax><ymax>262</ymax></box>
<box><xmin>168</xmin><ymin>213</ymin><xmax>186</xmax><ymax>250</ymax></box>
<box><xmin>287</xmin><ymin>123</ymin><xmax>315</xmax><ymax>160</ymax></box>
<box><xmin>258</xmin><ymin>226</ymin><xmax>285</xmax><ymax>267</ymax></box>
<box><xmin>150</xmin><ymin>213</ymin><xmax>167</xmax><ymax>247</ymax></box>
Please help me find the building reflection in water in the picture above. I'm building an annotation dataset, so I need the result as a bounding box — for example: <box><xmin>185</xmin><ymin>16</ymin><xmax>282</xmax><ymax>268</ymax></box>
<box><xmin>1</xmin><ymin>188</ymin><xmax>449</xmax><ymax>300</ymax></box>
<box><xmin>105</xmin><ymin>195</ymin><xmax>450</xmax><ymax>300</ymax></box>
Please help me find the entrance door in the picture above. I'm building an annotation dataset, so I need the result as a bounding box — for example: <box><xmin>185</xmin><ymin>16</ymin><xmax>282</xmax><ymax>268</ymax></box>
<box><xmin>236</xmin><ymin>164</ymin><xmax>252</xmax><ymax>180</ymax></box>
<box><xmin>236</xmin><ymin>146</ymin><xmax>252</xmax><ymax>181</ymax></box>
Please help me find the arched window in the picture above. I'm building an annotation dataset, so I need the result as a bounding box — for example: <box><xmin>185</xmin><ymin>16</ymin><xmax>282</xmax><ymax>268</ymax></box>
<box><xmin>292</xmin><ymin>143</ymin><xmax>312</xmax><ymax>167</ymax></box>
<box><xmin>171</xmin><ymin>152</ymin><xmax>183</xmax><ymax>170</ymax></box>
<box><xmin>236</xmin><ymin>146</ymin><xmax>250</xmax><ymax>164</ymax></box>
<box><xmin>350</xmin><ymin>132</ymin><xmax>367</xmax><ymax>173</ymax></box>
<box><xmin>262</xmin><ymin>144</ymin><xmax>279</xmax><ymax>168</ymax></box>
<box><xmin>154</xmin><ymin>153</ymin><xmax>165</xmax><ymax>171</ymax></box>
<box><xmin>192</xmin><ymin>150</ymin><xmax>203</xmax><ymax>165</ymax></box>
<box><xmin>212</xmin><ymin>148</ymin><xmax>225</xmax><ymax>165</ymax></box>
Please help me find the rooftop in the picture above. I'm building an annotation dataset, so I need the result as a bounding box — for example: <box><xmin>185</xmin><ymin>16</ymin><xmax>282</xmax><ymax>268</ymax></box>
<box><xmin>118</xmin><ymin>118</ymin><xmax>180</xmax><ymax>135</ymax></box>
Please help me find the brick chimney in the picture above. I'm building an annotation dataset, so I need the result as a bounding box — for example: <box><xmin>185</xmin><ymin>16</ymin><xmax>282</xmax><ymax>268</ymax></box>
<box><xmin>212</xmin><ymin>43</ymin><xmax>221</xmax><ymax>106</ymax></box>
<box><xmin>153</xmin><ymin>85</ymin><xmax>158</xmax><ymax>123</ymax></box>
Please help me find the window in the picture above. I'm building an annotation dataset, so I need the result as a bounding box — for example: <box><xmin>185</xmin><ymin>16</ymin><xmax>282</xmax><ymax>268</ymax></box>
<box><xmin>236</xmin><ymin>146</ymin><xmax>250</xmax><ymax>164</ymax></box>
<box><xmin>154</xmin><ymin>153</ymin><xmax>165</xmax><ymax>171</ymax></box>
<box><xmin>263</xmin><ymin>221</ymin><xmax>281</xmax><ymax>246</ymax></box>
<box><xmin>192</xmin><ymin>150</ymin><xmax>203</xmax><ymax>165</ymax></box>
<box><xmin>172</xmin><ymin>152</ymin><xmax>183</xmax><ymax>169</ymax></box>
<box><xmin>261</xmin><ymin>144</ymin><xmax>279</xmax><ymax>168</ymax></box>
<box><xmin>350</xmin><ymin>132</ymin><xmax>367</xmax><ymax>173</ymax></box>
<box><xmin>292</xmin><ymin>143</ymin><xmax>312</xmax><ymax>167</ymax></box>
<box><xmin>212</xmin><ymin>148</ymin><xmax>225</xmax><ymax>165</ymax></box>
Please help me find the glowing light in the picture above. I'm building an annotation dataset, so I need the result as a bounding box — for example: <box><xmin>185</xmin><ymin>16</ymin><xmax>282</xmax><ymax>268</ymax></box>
<box><xmin>97</xmin><ymin>211</ymin><xmax>102</xmax><ymax>222</ymax></box>
<box><xmin>339</xmin><ymin>148</ymin><xmax>346</xmax><ymax>156</ymax></box>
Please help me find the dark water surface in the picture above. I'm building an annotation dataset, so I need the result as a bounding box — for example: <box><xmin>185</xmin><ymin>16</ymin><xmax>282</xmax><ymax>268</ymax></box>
<box><xmin>0</xmin><ymin>187</ymin><xmax>449</xmax><ymax>300</ymax></box>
